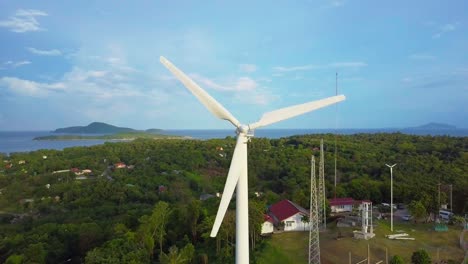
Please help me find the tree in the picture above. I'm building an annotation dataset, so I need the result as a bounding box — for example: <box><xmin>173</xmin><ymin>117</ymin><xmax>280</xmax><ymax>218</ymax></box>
<box><xmin>5</xmin><ymin>255</ymin><xmax>24</xmax><ymax>264</ymax></box>
<box><xmin>24</xmin><ymin>243</ymin><xmax>47</xmax><ymax>264</ymax></box>
<box><xmin>408</xmin><ymin>201</ymin><xmax>427</xmax><ymax>223</ymax></box>
<box><xmin>159</xmin><ymin>243</ymin><xmax>194</xmax><ymax>264</ymax></box>
<box><xmin>138</xmin><ymin>201</ymin><xmax>171</xmax><ymax>255</ymax></box>
<box><xmin>249</xmin><ymin>200</ymin><xmax>265</xmax><ymax>250</ymax></box>
<box><xmin>411</xmin><ymin>249</ymin><xmax>431</xmax><ymax>264</ymax></box>
<box><xmin>152</xmin><ymin>201</ymin><xmax>171</xmax><ymax>254</ymax></box>
<box><xmin>187</xmin><ymin>200</ymin><xmax>201</xmax><ymax>243</ymax></box>
<box><xmin>390</xmin><ymin>255</ymin><xmax>404</xmax><ymax>264</ymax></box>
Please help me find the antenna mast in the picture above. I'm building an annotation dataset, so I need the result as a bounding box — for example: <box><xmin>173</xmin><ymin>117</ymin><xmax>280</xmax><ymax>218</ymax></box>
<box><xmin>334</xmin><ymin>72</ymin><xmax>338</xmax><ymax>198</ymax></box>
<box><xmin>308</xmin><ymin>155</ymin><xmax>321</xmax><ymax>264</ymax></box>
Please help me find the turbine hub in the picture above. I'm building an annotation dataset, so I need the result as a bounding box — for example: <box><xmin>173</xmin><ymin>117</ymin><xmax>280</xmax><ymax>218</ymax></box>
<box><xmin>237</xmin><ymin>124</ymin><xmax>249</xmax><ymax>134</ymax></box>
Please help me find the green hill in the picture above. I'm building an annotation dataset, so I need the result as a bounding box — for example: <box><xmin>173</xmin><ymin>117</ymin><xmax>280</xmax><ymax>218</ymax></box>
<box><xmin>53</xmin><ymin>122</ymin><xmax>161</xmax><ymax>134</ymax></box>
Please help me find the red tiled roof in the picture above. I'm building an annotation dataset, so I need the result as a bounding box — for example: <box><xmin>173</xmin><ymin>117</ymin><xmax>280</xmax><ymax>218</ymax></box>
<box><xmin>264</xmin><ymin>214</ymin><xmax>274</xmax><ymax>223</ymax></box>
<box><xmin>269</xmin><ymin>200</ymin><xmax>308</xmax><ymax>222</ymax></box>
<box><xmin>329</xmin><ymin>197</ymin><xmax>355</xmax><ymax>206</ymax></box>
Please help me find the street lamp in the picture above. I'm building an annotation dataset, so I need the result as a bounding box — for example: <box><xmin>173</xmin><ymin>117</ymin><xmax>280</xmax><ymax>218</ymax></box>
<box><xmin>386</xmin><ymin>163</ymin><xmax>397</xmax><ymax>232</ymax></box>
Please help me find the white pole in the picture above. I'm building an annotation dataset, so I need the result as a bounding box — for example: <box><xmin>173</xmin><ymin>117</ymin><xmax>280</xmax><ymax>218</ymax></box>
<box><xmin>370</xmin><ymin>203</ymin><xmax>373</xmax><ymax>234</ymax></box>
<box><xmin>450</xmin><ymin>184</ymin><xmax>453</xmax><ymax>212</ymax></box>
<box><xmin>236</xmin><ymin>134</ymin><xmax>249</xmax><ymax>264</ymax></box>
<box><xmin>386</xmin><ymin>164</ymin><xmax>397</xmax><ymax>232</ymax></box>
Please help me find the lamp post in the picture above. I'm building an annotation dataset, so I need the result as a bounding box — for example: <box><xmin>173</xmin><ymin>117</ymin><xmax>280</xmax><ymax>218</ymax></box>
<box><xmin>386</xmin><ymin>163</ymin><xmax>397</xmax><ymax>232</ymax></box>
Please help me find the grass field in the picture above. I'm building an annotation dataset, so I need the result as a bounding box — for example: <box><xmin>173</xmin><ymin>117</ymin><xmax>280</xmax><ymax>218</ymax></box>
<box><xmin>255</xmin><ymin>220</ymin><xmax>465</xmax><ymax>264</ymax></box>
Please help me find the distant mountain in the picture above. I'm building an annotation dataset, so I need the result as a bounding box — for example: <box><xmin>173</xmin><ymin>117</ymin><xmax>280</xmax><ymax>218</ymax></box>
<box><xmin>53</xmin><ymin>122</ymin><xmax>162</xmax><ymax>134</ymax></box>
<box><xmin>409</xmin><ymin>122</ymin><xmax>457</xmax><ymax>130</ymax></box>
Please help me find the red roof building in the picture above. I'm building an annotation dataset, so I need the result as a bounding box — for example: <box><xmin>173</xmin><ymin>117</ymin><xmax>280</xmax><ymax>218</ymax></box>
<box><xmin>261</xmin><ymin>214</ymin><xmax>275</xmax><ymax>234</ymax></box>
<box><xmin>269</xmin><ymin>199</ymin><xmax>309</xmax><ymax>222</ymax></box>
<box><xmin>329</xmin><ymin>197</ymin><xmax>355</xmax><ymax>207</ymax></box>
<box><xmin>114</xmin><ymin>162</ymin><xmax>126</xmax><ymax>169</ymax></box>
<box><xmin>268</xmin><ymin>200</ymin><xmax>309</xmax><ymax>231</ymax></box>
<box><xmin>329</xmin><ymin>197</ymin><xmax>373</xmax><ymax>213</ymax></box>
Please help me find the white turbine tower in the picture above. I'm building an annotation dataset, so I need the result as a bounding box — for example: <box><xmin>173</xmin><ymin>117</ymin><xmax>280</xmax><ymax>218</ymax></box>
<box><xmin>160</xmin><ymin>56</ymin><xmax>345</xmax><ymax>264</ymax></box>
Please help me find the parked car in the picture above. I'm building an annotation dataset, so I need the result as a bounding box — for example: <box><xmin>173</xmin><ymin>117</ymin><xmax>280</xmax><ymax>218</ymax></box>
<box><xmin>402</xmin><ymin>215</ymin><xmax>412</xmax><ymax>221</ymax></box>
<box><xmin>439</xmin><ymin>210</ymin><xmax>453</xmax><ymax>220</ymax></box>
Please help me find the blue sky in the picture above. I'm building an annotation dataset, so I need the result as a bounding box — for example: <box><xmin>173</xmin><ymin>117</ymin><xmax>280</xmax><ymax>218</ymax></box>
<box><xmin>0</xmin><ymin>1</ymin><xmax>467</xmax><ymax>130</ymax></box>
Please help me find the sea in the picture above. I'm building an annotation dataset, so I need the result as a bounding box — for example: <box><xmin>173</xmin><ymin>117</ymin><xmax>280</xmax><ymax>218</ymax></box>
<box><xmin>1</xmin><ymin>128</ymin><xmax>467</xmax><ymax>155</ymax></box>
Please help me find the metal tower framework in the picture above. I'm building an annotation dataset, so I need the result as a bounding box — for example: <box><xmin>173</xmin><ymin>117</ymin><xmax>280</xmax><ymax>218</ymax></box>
<box><xmin>318</xmin><ymin>139</ymin><xmax>327</xmax><ymax>229</ymax></box>
<box><xmin>308</xmin><ymin>156</ymin><xmax>321</xmax><ymax>264</ymax></box>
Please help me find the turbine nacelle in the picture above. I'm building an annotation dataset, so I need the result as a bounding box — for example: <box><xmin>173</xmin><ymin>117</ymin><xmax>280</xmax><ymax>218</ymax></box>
<box><xmin>236</xmin><ymin>124</ymin><xmax>251</xmax><ymax>135</ymax></box>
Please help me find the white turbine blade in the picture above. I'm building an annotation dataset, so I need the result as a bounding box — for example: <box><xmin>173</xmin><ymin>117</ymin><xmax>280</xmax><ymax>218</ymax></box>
<box><xmin>249</xmin><ymin>95</ymin><xmax>345</xmax><ymax>129</ymax></box>
<box><xmin>160</xmin><ymin>56</ymin><xmax>241</xmax><ymax>127</ymax></box>
<box><xmin>210</xmin><ymin>135</ymin><xmax>247</xmax><ymax>237</ymax></box>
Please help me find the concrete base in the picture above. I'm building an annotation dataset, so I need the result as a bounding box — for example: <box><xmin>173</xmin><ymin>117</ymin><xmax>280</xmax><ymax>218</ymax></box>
<box><xmin>353</xmin><ymin>230</ymin><xmax>375</xmax><ymax>240</ymax></box>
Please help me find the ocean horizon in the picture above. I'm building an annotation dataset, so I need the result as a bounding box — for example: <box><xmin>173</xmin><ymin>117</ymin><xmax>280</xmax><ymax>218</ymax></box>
<box><xmin>1</xmin><ymin>128</ymin><xmax>467</xmax><ymax>155</ymax></box>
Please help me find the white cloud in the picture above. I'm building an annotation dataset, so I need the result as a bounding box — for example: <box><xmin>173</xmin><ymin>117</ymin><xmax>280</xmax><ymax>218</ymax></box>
<box><xmin>190</xmin><ymin>74</ymin><xmax>258</xmax><ymax>92</ymax></box>
<box><xmin>184</xmin><ymin>74</ymin><xmax>277</xmax><ymax>105</ymax></box>
<box><xmin>409</xmin><ymin>54</ymin><xmax>436</xmax><ymax>60</ymax></box>
<box><xmin>329</xmin><ymin>62</ymin><xmax>367</xmax><ymax>68</ymax></box>
<box><xmin>0</xmin><ymin>77</ymin><xmax>64</xmax><ymax>97</ymax></box>
<box><xmin>2</xmin><ymin>60</ymin><xmax>31</xmax><ymax>68</ymax></box>
<box><xmin>273</xmin><ymin>65</ymin><xmax>317</xmax><ymax>72</ymax></box>
<box><xmin>0</xmin><ymin>53</ymin><xmax>145</xmax><ymax>99</ymax></box>
<box><xmin>330</xmin><ymin>1</ymin><xmax>345</xmax><ymax>7</ymax></box>
<box><xmin>0</xmin><ymin>9</ymin><xmax>47</xmax><ymax>33</ymax></box>
<box><xmin>27</xmin><ymin>47</ymin><xmax>62</xmax><ymax>56</ymax></box>
<box><xmin>432</xmin><ymin>23</ymin><xmax>457</xmax><ymax>39</ymax></box>
<box><xmin>236</xmin><ymin>90</ymin><xmax>277</xmax><ymax>105</ymax></box>
<box><xmin>321</xmin><ymin>0</ymin><xmax>346</xmax><ymax>9</ymax></box>
<box><xmin>273</xmin><ymin>61</ymin><xmax>366</xmax><ymax>72</ymax></box>
<box><xmin>235</xmin><ymin>77</ymin><xmax>257</xmax><ymax>91</ymax></box>
<box><xmin>402</xmin><ymin>77</ymin><xmax>413</xmax><ymax>83</ymax></box>
<box><xmin>239</xmin><ymin>64</ymin><xmax>257</xmax><ymax>73</ymax></box>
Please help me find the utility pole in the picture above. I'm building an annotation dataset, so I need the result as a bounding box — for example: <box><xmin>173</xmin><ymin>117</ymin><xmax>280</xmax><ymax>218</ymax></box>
<box><xmin>449</xmin><ymin>184</ymin><xmax>453</xmax><ymax>212</ymax></box>
<box><xmin>318</xmin><ymin>139</ymin><xmax>326</xmax><ymax>229</ymax></box>
<box><xmin>385</xmin><ymin>247</ymin><xmax>388</xmax><ymax>264</ymax></box>
<box><xmin>385</xmin><ymin>163</ymin><xmax>397</xmax><ymax>232</ymax></box>
<box><xmin>438</xmin><ymin>183</ymin><xmax>441</xmax><ymax>211</ymax></box>
<box><xmin>367</xmin><ymin>244</ymin><xmax>370</xmax><ymax>264</ymax></box>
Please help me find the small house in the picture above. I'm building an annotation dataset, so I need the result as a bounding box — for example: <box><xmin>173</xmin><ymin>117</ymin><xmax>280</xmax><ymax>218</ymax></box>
<box><xmin>330</xmin><ymin>197</ymin><xmax>355</xmax><ymax>213</ymax></box>
<box><xmin>261</xmin><ymin>214</ymin><xmax>274</xmax><ymax>234</ymax></box>
<box><xmin>199</xmin><ymin>193</ymin><xmax>215</xmax><ymax>201</ymax></box>
<box><xmin>115</xmin><ymin>162</ymin><xmax>126</xmax><ymax>169</ymax></box>
<box><xmin>158</xmin><ymin>185</ymin><xmax>167</xmax><ymax>193</ymax></box>
<box><xmin>268</xmin><ymin>199</ymin><xmax>310</xmax><ymax>231</ymax></box>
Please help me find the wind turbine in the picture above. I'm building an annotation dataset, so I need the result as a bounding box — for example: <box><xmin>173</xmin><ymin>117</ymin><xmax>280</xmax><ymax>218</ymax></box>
<box><xmin>160</xmin><ymin>56</ymin><xmax>345</xmax><ymax>264</ymax></box>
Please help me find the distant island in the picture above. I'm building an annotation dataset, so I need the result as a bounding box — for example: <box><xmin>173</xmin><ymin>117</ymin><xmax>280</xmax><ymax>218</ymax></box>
<box><xmin>53</xmin><ymin>122</ymin><xmax>162</xmax><ymax>134</ymax></box>
<box><xmin>35</xmin><ymin>122</ymin><xmax>184</xmax><ymax>141</ymax></box>
<box><xmin>408</xmin><ymin>122</ymin><xmax>457</xmax><ymax>130</ymax></box>
<box><xmin>34</xmin><ymin>132</ymin><xmax>183</xmax><ymax>141</ymax></box>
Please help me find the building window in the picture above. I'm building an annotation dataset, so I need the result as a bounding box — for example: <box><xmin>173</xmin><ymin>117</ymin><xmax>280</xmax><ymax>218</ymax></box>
<box><xmin>286</xmin><ymin>221</ymin><xmax>294</xmax><ymax>227</ymax></box>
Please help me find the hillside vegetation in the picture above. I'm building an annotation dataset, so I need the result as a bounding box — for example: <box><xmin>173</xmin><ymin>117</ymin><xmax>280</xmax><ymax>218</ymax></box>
<box><xmin>0</xmin><ymin>133</ymin><xmax>466</xmax><ymax>263</ymax></box>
